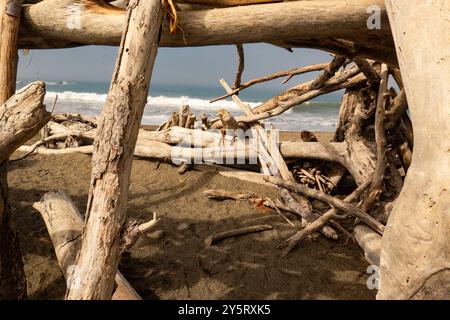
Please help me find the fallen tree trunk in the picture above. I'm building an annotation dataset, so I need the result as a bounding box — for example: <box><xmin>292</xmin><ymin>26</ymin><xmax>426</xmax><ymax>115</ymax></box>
<box><xmin>65</xmin><ymin>0</ymin><xmax>164</xmax><ymax>300</ymax></box>
<box><xmin>33</xmin><ymin>191</ymin><xmax>142</xmax><ymax>300</ymax></box>
<box><xmin>18</xmin><ymin>0</ymin><xmax>398</xmax><ymax>65</ymax></box>
<box><xmin>378</xmin><ymin>0</ymin><xmax>450</xmax><ymax>300</ymax></box>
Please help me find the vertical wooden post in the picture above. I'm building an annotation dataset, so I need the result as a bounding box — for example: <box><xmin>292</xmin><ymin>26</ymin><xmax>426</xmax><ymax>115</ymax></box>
<box><xmin>65</xmin><ymin>0</ymin><xmax>164</xmax><ymax>300</ymax></box>
<box><xmin>0</xmin><ymin>0</ymin><xmax>26</xmax><ymax>300</ymax></box>
<box><xmin>379</xmin><ymin>0</ymin><xmax>450</xmax><ymax>299</ymax></box>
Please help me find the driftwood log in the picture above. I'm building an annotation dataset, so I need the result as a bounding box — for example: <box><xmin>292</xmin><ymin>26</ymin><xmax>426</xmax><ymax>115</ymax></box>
<box><xmin>0</xmin><ymin>0</ymin><xmax>49</xmax><ymax>300</ymax></box>
<box><xmin>32</xmin><ymin>191</ymin><xmax>142</xmax><ymax>300</ymax></box>
<box><xmin>378</xmin><ymin>0</ymin><xmax>450</xmax><ymax>300</ymax></box>
<box><xmin>18</xmin><ymin>0</ymin><xmax>397</xmax><ymax>65</ymax></box>
<box><xmin>0</xmin><ymin>81</ymin><xmax>50</xmax><ymax>299</ymax></box>
<box><xmin>65</xmin><ymin>0</ymin><xmax>164</xmax><ymax>300</ymax></box>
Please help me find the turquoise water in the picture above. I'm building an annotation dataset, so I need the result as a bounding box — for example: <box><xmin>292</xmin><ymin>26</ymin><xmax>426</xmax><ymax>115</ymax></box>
<box><xmin>16</xmin><ymin>80</ymin><xmax>342</xmax><ymax>131</ymax></box>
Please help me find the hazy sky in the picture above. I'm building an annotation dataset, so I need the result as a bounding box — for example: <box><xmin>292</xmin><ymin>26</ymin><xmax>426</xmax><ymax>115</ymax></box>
<box><xmin>17</xmin><ymin>44</ymin><xmax>332</xmax><ymax>89</ymax></box>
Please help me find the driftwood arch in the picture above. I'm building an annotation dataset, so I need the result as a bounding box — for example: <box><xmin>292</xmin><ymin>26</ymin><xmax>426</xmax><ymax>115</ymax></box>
<box><xmin>0</xmin><ymin>0</ymin><xmax>448</xmax><ymax>300</ymax></box>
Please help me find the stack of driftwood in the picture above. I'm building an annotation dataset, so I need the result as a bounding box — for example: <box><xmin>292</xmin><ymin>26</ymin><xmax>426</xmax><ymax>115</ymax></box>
<box><xmin>18</xmin><ymin>56</ymin><xmax>410</xmax><ymax>266</ymax></box>
<box><xmin>1</xmin><ymin>0</ymin><xmax>448</xmax><ymax>301</ymax></box>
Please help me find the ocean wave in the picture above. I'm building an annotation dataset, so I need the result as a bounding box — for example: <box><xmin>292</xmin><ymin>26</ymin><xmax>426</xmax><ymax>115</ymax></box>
<box><xmin>45</xmin><ymin>91</ymin><xmax>263</xmax><ymax>111</ymax></box>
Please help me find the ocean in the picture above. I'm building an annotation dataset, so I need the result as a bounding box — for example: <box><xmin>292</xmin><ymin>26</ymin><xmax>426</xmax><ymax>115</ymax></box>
<box><xmin>16</xmin><ymin>80</ymin><xmax>342</xmax><ymax>132</ymax></box>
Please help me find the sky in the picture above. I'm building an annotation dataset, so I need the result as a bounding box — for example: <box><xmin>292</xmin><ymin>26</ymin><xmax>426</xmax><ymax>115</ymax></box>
<box><xmin>17</xmin><ymin>44</ymin><xmax>333</xmax><ymax>90</ymax></box>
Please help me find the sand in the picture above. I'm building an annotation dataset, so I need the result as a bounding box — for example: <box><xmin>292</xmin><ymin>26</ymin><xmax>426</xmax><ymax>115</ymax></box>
<box><xmin>7</xmin><ymin>131</ymin><xmax>375</xmax><ymax>300</ymax></box>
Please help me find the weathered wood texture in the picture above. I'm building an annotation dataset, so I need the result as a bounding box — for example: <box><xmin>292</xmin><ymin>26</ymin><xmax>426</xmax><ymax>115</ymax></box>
<box><xmin>65</xmin><ymin>0</ymin><xmax>164</xmax><ymax>300</ymax></box>
<box><xmin>1</xmin><ymin>0</ymin><xmax>36</xmax><ymax>300</ymax></box>
<box><xmin>18</xmin><ymin>0</ymin><xmax>397</xmax><ymax>65</ymax></box>
<box><xmin>378</xmin><ymin>0</ymin><xmax>450</xmax><ymax>300</ymax></box>
<box><xmin>0</xmin><ymin>82</ymin><xmax>49</xmax><ymax>300</ymax></box>
<box><xmin>33</xmin><ymin>191</ymin><xmax>142</xmax><ymax>300</ymax></box>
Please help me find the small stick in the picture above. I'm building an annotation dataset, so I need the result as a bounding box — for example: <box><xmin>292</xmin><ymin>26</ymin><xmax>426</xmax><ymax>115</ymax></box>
<box><xmin>353</xmin><ymin>58</ymin><xmax>380</xmax><ymax>84</ymax></box>
<box><xmin>50</xmin><ymin>94</ymin><xmax>58</xmax><ymax>114</ymax></box>
<box><xmin>278</xmin><ymin>179</ymin><xmax>371</xmax><ymax>255</ymax></box>
<box><xmin>309</xmin><ymin>55</ymin><xmax>346</xmax><ymax>89</ymax></box>
<box><xmin>210</xmin><ymin>63</ymin><xmax>328</xmax><ymax>103</ymax></box>
<box><xmin>11</xmin><ymin>132</ymin><xmax>92</xmax><ymax>162</ymax></box>
<box><xmin>205</xmin><ymin>225</ymin><xmax>273</xmax><ymax>247</ymax></box>
<box><xmin>266</xmin><ymin>198</ymin><xmax>295</xmax><ymax>227</ymax></box>
<box><xmin>204</xmin><ymin>189</ymin><xmax>260</xmax><ymax>201</ymax></box>
<box><xmin>266</xmin><ymin>176</ymin><xmax>385</xmax><ymax>235</ymax></box>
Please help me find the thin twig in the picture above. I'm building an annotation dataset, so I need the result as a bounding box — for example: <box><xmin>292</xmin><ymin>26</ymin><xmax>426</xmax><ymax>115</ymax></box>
<box><xmin>205</xmin><ymin>225</ymin><xmax>273</xmax><ymax>247</ymax></box>
<box><xmin>210</xmin><ymin>63</ymin><xmax>328</xmax><ymax>103</ymax></box>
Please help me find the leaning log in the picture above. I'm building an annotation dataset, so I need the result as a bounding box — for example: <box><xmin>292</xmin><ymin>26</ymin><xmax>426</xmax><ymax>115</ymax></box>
<box><xmin>378</xmin><ymin>0</ymin><xmax>450</xmax><ymax>300</ymax></box>
<box><xmin>33</xmin><ymin>191</ymin><xmax>142</xmax><ymax>300</ymax></box>
<box><xmin>1</xmin><ymin>0</ymin><xmax>45</xmax><ymax>300</ymax></box>
<box><xmin>65</xmin><ymin>0</ymin><xmax>164</xmax><ymax>300</ymax></box>
<box><xmin>18</xmin><ymin>0</ymin><xmax>397</xmax><ymax>65</ymax></box>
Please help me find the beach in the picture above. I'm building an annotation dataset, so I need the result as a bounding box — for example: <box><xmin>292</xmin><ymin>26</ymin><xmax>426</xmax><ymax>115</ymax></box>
<box><xmin>9</xmin><ymin>131</ymin><xmax>375</xmax><ymax>300</ymax></box>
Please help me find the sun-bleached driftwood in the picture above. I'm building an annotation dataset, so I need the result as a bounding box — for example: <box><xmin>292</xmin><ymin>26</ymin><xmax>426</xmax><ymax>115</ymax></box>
<box><xmin>361</xmin><ymin>64</ymin><xmax>389</xmax><ymax>212</ymax></box>
<box><xmin>378</xmin><ymin>0</ymin><xmax>450</xmax><ymax>300</ymax></box>
<box><xmin>0</xmin><ymin>82</ymin><xmax>50</xmax><ymax>162</ymax></box>
<box><xmin>354</xmin><ymin>225</ymin><xmax>381</xmax><ymax>266</ymax></box>
<box><xmin>233</xmin><ymin>44</ymin><xmax>244</xmax><ymax>90</ymax></box>
<box><xmin>280</xmin><ymin>189</ymin><xmax>337</xmax><ymax>240</ymax></box>
<box><xmin>266</xmin><ymin>176</ymin><xmax>385</xmax><ymax>235</ymax></box>
<box><xmin>18</xmin><ymin>0</ymin><xmax>397</xmax><ymax>65</ymax></box>
<box><xmin>0</xmin><ymin>0</ymin><xmax>49</xmax><ymax>295</ymax></box>
<box><xmin>32</xmin><ymin>191</ymin><xmax>143</xmax><ymax>300</ymax></box>
<box><xmin>205</xmin><ymin>224</ymin><xmax>273</xmax><ymax>247</ymax></box>
<box><xmin>221</xmin><ymin>79</ymin><xmax>315</xmax><ymax>227</ymax></box>
<box><xmin>240</xmin><ymin>66</ymin><xmax>365</xmax><ymax>121</ymax></box>
<box><xmin>278</xmin><ymin>179</ymin><xmax>372</xmax><ymax>255</ymax></box>
<box><xmin>211</xmin><ymin>62</ymin><xmax>329</xmax><ymax>103</ymax></box>
<box><xmin>65</xmin><ymin>0</ymin><xmax>164</xmax><ymax>300</ymax></box>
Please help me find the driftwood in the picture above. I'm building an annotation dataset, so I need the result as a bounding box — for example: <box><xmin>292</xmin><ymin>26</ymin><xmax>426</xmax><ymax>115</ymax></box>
<box><xmin>32</xmin><ymin>191</ymin><xmax>143</xmax><ymax>300</ymax></box>
<box><xmin>211</xmin><ymin>62</ymin><xmax>329</xmax><ymax>103</ymax></box>
<box><xmin>232</xmin><ymin>44</ymin><xmax>244</xmax><ymax>90</ymax></box>
<box><xmin>0</xmin><ymin>0</ymin><xmax>49</xmax><ymax>299</ymax></box>
<box><xmin>378</xmin><ymin>0</ymin><xmax>450</xmax><ymax>300</ymax></box>
<box><xmin>204</xmin><ymin>189</ymin><xmax>294</xmax><ymax>226</ymax></box>
<box><xmin>65</xmin><ymin>0</ymin><xmax>164</xmax><ymax>300</ymax></box>
<box><xmin>205</xmin><ymin>225</ymin><xmax>273</xmax><ymax>246</ymax></box>
<box><xmin>361</xmin><ymin>64</ymin><xmax>389</xmax><ymax>212</ymax></box>
<box><xmin>354</xmin><ymin>225</ymin><xmax>381</xmax><ymax>266</ymax></box>
<box><xmin>221</xmin><ymin>80</ymin><xmax>314</xmax><ymax>221</ymax></box>
<box><xmin>18</xmin><ymin>0</ymin><xmax>397</xmax><ymax>65</ymax></box>
<box><xmin>278</xmin><ymin>179</ymin><xmax>372</xmax><ymax>255</ymax></box>
<box><xmin>266</xmin><ymin>177</ymin><xmax>385</xmax><ymax>235</ymax></box>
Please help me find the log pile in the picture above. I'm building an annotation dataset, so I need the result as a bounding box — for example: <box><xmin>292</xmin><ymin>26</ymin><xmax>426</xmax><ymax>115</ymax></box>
<box><xmin>17</xmin><ymin>55</ymin><xmax>412</xmax><ymax>265</ymax></box>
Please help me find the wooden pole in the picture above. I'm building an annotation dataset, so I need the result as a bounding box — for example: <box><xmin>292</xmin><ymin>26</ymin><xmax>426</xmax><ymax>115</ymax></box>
<box><xmin>65</xmin><ymin>0</ymin><xmax>164</xmax><ymax>300</ymax></box>
<box><xmin>0</xmin><ymin>0</ymin><xmax>26</xmax><ymax>300</ymax></box>
<box><xmin>379</xmin><ymin>0</ymin><xmax>450</xmax><ymax>300</ymax></box>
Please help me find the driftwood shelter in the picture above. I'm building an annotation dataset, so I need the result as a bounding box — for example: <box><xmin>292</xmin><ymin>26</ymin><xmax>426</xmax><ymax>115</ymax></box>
<box><xmin>0</xmin><ymin>0</ymin><xmax>449</xmax><ymax>300</ymax></box>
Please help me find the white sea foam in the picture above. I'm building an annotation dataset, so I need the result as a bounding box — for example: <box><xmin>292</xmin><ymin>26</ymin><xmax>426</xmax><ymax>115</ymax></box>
<box><xmin>45</xmin><ymin>91</ymin><xmax>262</xmax><ymax>111</ymax></box>
<box><xmin>43</xmin><ymin>90</ymin><xmax>338</xmax><ymax>131</ymax></box>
